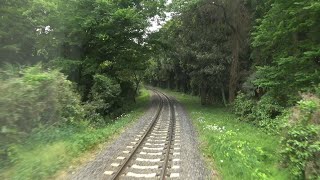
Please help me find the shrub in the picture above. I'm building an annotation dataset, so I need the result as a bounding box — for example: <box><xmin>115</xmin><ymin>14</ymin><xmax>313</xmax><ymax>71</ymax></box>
<box><xmin>233</xmin><ymin>92</ymin><xmax>255</xmax><ymax>120</ymax></box>
<box><xmin>234</xmin><ymin>92</ymin><xmax>283</xmax><ymax>132</ymax></box>
<box><xmin>281</xmin><ymin>93</ymin><xmax>320</xmax><ymax>179</ymax></box>
<box><xmin>88</xmin><ymin>74</ymin><xmax>121</xmax><ymax>119</ymax></box>
<box><xmin>0</xmin><ymin>64</ymin><xmax>84</xmax><ymax>165</ymax></box>
<box><xmin>253</xmin><ymin>95</ymin><xmax>284</xmax><ymax>130</ymax></box>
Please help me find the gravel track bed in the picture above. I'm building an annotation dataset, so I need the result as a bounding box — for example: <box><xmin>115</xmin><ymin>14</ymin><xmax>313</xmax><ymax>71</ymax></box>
<box><xmin>172</xmin><ymin>98</ymin><xmax>212</xmax><ymax>179</ymax></box>
<box><xmin>69</xmin><ymin>91</ymin><xmax>210</xmax><ymax>180</ymax></box>
<box><xmin>70</xmin><ymin>92</ymin><xmax>159</xmax><ymax>180</ymax></box>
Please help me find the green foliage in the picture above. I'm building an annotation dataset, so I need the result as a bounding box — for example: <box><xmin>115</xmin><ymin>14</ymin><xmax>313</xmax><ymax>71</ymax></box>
<box><xmin>3</xmin><ymin>0</ymin><xmax>320</xmax><ymax>178</ymax></box>
<box><xmin>282</xmin><ymin>125</ymin><xmax>320</xmax><ymax>179</ymax></box>
<box><xmin>252</xmin><ymin>0</ymin><xmax>320</xmax><ymax>105</ymax></box>
<box><xmin>0</xmin><ymin>0</ymin><xmax>163</xmax><ymax>170</ymax></box>
<box><xmin>1</xmin><ymin>0</ymin><xmax>162</xmax><ymax>121</ymax></box>
<box><xmin>0</xmin><ymin>0</ymin><xmax>34</xmax><ymax>63</ymax></box>
<box><xmin>0</xmin><ymin>64</ymin><xmax>84</xmax><ymax>166</ymax></box>
<box><xmin>233</xmin><ymin>92</ymin><xmax>255</xmax><ymax>120</ymax></box>
<box><xmin>0</xmin><ymin>87</ymin><xmax>150</xmax><ymax>179</ymax></box>
<box><xmin>2</xmin><ymin>113</ymin><xmax>133</xmax><ymax>180</ymax></box>
<box><xmin>146</xmin><ymin>0</ymin><xmax>252</xmax><ymax>104</ymax></box>
<box><xmin>281</xmin><ymin>94</ymin><xmax>320</xmax><ymax>179</ymax></box>
<box><xmin>246</xmin><ymin>1</ymin><xmax>320</xmax><ymax>177</ymax></box>
<box><xmin>89</xmin><ymin>74</ymin><xmax>121</xmax><ymax>118</ymax></box>
<box><xmin>48</xmin><ymin>58</ymin><xmax>82</xmax><ymax>73</ymax></box>
<box><xmin>234</xmin><ymin>92</ymin><xmax>284</xmax><ymax>133</ymax></box>
<box><xmin>67</xmin><ymin>0</ymin><xmax>163</xmax><ymax>102</ymax></box>
<box><xmin>160</xmin><ymin>88</ymin><xmax>291</xmax><ymax>180</ymax></box>
<box><xmin>233</xmin><ymin>1</ymin><xmax>320</xmax><ymax>175</ymax></box>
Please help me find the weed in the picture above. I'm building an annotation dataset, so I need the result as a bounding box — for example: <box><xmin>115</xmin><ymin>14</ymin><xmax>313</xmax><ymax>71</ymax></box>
<box><xmin>161</xmin><ymin>88</ymin><xmax>291</xmax><ymax>180</ymax></box>
<box><xmin>0</xmin><ymin>88</ymin><xmax>150</xmax><ymax>179</ymax></box>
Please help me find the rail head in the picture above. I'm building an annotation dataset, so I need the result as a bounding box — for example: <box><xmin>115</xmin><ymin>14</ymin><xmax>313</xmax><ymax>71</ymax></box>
<box><xmin>110</xmin><ymin>90</ymin><xmax>164</xmax><ymax>180</ymax></box>
<box><xmin>155</xmin><ymin>90</ymin><xmax>176</xmax><ymax>180</ymax></box>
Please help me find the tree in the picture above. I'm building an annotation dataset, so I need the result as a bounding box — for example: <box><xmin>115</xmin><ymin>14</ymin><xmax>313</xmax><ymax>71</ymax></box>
<box><xmin>0</xmin><ymin>0</ymin><xmax>34</xmax><ymax>63</ymax></box>
<box><xmin>146</xmin><ymin>0</ymin><xmax>252</xmax><ymax>105</ymax></box>
<box><xmin>212</xmin><ymin>0</ymin><xmax>251</xmax><ymax>103</ymax></box>
<box><xmin>1</xmin><ymin>0</ymin><xmax>165</xmax><ymax>117</ymax></box>
<box><xmin>252</xmin><ymin>0</ymin><xmax>320</xmax><ymax>105</ymax></box>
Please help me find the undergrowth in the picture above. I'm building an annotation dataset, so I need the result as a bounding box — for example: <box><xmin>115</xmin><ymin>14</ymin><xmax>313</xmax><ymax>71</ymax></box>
<box><xmin>0</xmin><ymin>88</ymin><xmax>150</xmax><ymax>180</ymax></box>
<box><xmin>160</xmin><ymin>88</ymin><xmax>292</xmax><ymax>180</ymax></box>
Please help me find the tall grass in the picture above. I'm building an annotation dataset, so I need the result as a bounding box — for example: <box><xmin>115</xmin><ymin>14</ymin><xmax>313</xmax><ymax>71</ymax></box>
<box><xmin>161</xmin><ymin>89</ymin><xmax>291</xmax><ymax>180</ymax></box>
<box><xmin>0</xmin><ymin>88</ymin><xmax>150</xmax><ymax>180</ymax></box>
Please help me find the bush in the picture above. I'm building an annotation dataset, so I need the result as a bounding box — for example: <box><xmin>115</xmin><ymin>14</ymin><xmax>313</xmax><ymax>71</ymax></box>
<box><xmin>87</xmin><ymin>74</ymin><xmax>121</xmax><ymax>120</ymax></box>
<box><xmin>0</xmin><ymin>64</ymin><xmax>84</xmax><ymax>165</ymax></box>
<box><xmin>234</xmin><ymin>92</ymin><xmax>283</xmax><ymax>132</ymax></box>
<box><xmin>281</xmin><ymin>93</ymin><xmax>320</xmax><ymax>179</ymax></box>
<box><xmin>233</xmin><ymin>92</ymin><xmax>255</xmax><ymax>120</ymax></box>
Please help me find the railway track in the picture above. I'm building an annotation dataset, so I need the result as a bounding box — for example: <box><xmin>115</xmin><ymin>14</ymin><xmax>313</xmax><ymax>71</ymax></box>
<box><xmin>103</xmin><ymin>89</ymin><xmax>181</xmax><ymax>179</ymax></box>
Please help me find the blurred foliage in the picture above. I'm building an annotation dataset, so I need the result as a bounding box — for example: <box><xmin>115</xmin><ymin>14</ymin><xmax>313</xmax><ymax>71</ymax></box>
<box><xmin>145</xmin><ymin>0</ymin><xmax>252</xmax><ymax>104</ymax></box>
<box><xmin>0</xmin><ymin>64</ymin><xmax>84</xmax><ymax>166</ymax></box>
<box><xmin>1</xmin><ymin>0</ymin><xmax>165</xmax><ymax>115</ymax></box>
<box><xmin>233</xmin><ymin>0</ymin><xmax>320</xmax><ymax>135</ymax></box>
<box><xmin>89</xmin><ymin>75</ymin><xmax>121</xmax><ymax>117</ymax></box>
<box><xmin>280</xmin><ymin>92</ymin><xmax>320</xmax><ymax>179</ymax></box>
<box><xmin>0</xmin><ymin>87</ymin><xmax>149</xmax><ymax>179</ymax></box>
<box><xmin>234</xmin><ymin>92</ymin><xmax>284</xmax><ymax>133</ymax></box>
<box><xmin>252</xmin><ymin>0</ymin><xmax>320</xmax><ymax>105</ymax></box>
<box><xmin>1</xmin><ymin>0</ymin><xmax>320</xmax><ymax>178</ymax></box>
<box><xmin>0</xmin><ymin>0</ymin><xmax>165</xmax><ymax>169</ymax></box>
<box><xmin>160</xmin><ymin>88</ymin><xmax>291</xmax><ymax>179</ymax></box>
<box><xmin>0</xmin><ymin>0</ymin><xmax>34</xmax><ymax>63</ymax></box>
<box><xmin>148</xmin><ymin>0</ymin><xmax>320</xmax><ymax>178</ymax></box>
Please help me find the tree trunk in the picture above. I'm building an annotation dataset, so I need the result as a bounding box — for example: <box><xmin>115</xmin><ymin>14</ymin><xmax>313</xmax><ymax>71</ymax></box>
<box><xmin>169</xmin><ymin>72</ymin><xmax>175</xmax><ymax>89</ymax></box>
<box><xmin>228</xmin><ymin>34</ymin><xmax>240</xmax><ymax>103</ymax></box>
<box><xmin>133</xmin><ymin>81</ymin><xmax>140</xmax><ymax>103</ymax></box>
<box><xmin>200</xmin><ymin>82</ymin><xmax>208</xmax><ymax>105</ymax></box>
<box><xmin>221</xmin><ymin>86</ymin><xmax>227</xmax><ymax>107</ymax></box>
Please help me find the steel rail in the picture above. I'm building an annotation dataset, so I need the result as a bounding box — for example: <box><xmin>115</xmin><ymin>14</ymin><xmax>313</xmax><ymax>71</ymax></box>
<box><xmin>110</xmin><ymin>90</ymin><xmax>164</xmax><ymax>180</ymax></box>
<box><xmin>156</xmin><ymin>90</ymin><xmax>176</xmax><ymax>180</ymax></box>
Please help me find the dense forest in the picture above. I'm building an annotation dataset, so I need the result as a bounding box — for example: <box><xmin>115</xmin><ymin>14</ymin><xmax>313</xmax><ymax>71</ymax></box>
<box><xmin>145</xmin><ymin>0</ymin><xmax>320</xmax><ymax>179</ymax></box>
<box><xmin>0</xmin><ymin>0</ymin><xmax>165</xmax><ymax>178</ymax></box>
<box><xmin>1</xmin><ymin>0</ymin><xmax>320</xmax><ymax>179</ymax></box>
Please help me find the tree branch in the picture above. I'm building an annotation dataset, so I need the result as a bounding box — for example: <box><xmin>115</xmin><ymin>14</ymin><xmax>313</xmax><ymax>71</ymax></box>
<box><xmin>212</xmin><ymin>1</ymin><xmax>236</xmax><ymax>32</ymax></box>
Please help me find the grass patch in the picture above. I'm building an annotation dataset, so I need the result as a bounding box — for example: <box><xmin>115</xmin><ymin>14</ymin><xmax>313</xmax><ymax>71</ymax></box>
<box><xmin>160</xmin><ymin>88</ymin><xmax>291</xmax><ymax>180</ymax></box>
<box><xmin>0</xmin><ymin>88</ymin><xmax>150</xmax><ymax>180</ymax></box>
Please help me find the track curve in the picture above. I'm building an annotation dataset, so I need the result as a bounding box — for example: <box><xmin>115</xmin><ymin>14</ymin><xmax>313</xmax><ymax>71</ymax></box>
<box><xmin>104</xmin><ymin>89</ymin><xmax>181</xmax><ymax>179</ymax></box>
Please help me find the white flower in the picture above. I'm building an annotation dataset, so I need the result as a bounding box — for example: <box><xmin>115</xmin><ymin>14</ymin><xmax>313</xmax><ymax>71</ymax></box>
<box><xmin>44</xmin><ymin>25</ymin><xmax>52</xmax><ymax>34</ymax></box>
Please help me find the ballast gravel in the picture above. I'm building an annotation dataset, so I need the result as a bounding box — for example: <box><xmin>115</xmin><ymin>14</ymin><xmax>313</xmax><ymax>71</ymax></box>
<box><xmin>69</xmin><ymin>91</ymin><xmax>212</xmax><ymax>180</ymax></box>
<box><xmin>173</xmin><ymin>98</ymin><xmax>212</xmax><ymax>179</ymax></box>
